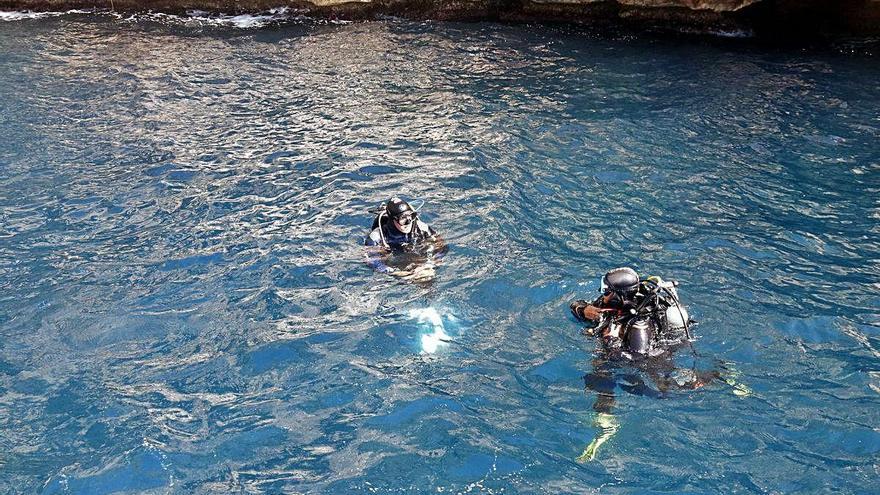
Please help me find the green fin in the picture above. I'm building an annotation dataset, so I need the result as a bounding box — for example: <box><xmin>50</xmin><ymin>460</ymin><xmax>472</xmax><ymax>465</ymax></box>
<box><xmin>721</xmin><ymin>367</ymin><xmax>754</xmax><ymax>397</ymax></box>
<box><xmin>577</xmin><ymin>413</ymin><xmax>619</xmax><ymax>462</ymax></box>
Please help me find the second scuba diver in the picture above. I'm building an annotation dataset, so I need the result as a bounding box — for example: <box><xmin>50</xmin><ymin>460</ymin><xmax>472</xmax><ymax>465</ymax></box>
<box><xmin>364</xmin><ymin>197</ymin><xmax>447</xmax><ymax>281</ymax></box>
<box><xmin>570</xmin><ymin>267</ymin><xmax>750</xmax><ymax>462</ymax></box>
<box><xmin>570</xmin><ymin>266</ymin><xmax>692</xmax><ymax>359</ymax></box>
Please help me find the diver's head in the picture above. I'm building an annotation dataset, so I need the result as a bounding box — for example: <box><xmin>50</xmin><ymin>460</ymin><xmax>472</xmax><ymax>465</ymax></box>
<box><xmin>386</xmin><ymin>197</ymin><xmax>417</xmax><ymax>234</ymax></box>
<box><xmin>602</xmin><ymin>267</ymin><xmax>640</xmax><ymax>301</ymax></box>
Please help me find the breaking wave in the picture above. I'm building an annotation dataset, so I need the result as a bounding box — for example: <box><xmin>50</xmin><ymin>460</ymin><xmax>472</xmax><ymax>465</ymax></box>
<box><xmin>0</xmin><ymin>7</ymin><xmax>353</xmax><ymax>28</ymax></box>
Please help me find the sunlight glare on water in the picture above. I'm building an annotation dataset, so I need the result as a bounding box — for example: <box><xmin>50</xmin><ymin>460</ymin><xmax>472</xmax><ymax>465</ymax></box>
<box><xmin>410</xmin><ymin>307</ymin><xmax>453</xmax><ymax>354</ymax></box>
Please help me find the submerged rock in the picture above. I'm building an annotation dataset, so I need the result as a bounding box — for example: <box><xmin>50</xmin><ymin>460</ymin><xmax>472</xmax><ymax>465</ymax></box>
<box><xmin>0</xmin><ymin>0</ymin><xmax>877</xmax><ymax>37</ymax></box>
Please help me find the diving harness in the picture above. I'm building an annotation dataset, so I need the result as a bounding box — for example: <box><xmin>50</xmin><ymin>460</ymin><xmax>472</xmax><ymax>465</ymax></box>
<box><xmin>595</xmin><ymin>276</ymin><xmax>693</xmax><ymax>356</ymax></box>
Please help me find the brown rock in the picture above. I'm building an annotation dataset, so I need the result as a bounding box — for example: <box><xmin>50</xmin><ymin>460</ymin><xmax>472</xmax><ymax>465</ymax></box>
<box><xmin>0</xmin><ymin>0</ymin><xmax>876</xmax><ymax>37</ymax></box>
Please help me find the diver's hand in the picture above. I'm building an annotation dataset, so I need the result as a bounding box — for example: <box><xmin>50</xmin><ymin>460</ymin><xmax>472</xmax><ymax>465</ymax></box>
<box><xmin>389</xmin><ymin>264</ymin><xmax>435</xmax><ymax>281</ymax></box>
<box><xmin>581</xmin><ymin>305</ymin><xmax>602</xmax><ymax>320</ymax></box>
<box><xmin>582</xmin><ymin>305</ymin><xmax>616</xmax><ymax>321</ymax></box>
<box><xmin>401</xmin><ymin>265</ymin><xmax>435</xmax><ymax>281</ymax></box>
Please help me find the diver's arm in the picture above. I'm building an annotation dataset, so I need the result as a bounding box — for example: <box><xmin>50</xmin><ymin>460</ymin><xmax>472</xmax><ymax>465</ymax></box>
<box><xmin>365</xmin><ymin>248</ymin><xmax>396</xmax><ymax>274</ymax></box>
<box><xmin>571</xmin><ymin>302</ymin><xmax>600</xmax><ymax>323</ymax></box>
<box><xmin>364</xmin><ymin>230</ymin><xmax>396</xmax><ymax>273</ymax></box>
<box><xmin>580</xmin><ymin>305</ymin><xmax>603</xmax><ymax>322</ymax></box>
<box><xmin>419</xmin><ymin>222</ymin><xmax>448</xmax><ymax>258</ymax></box>
<box><xmin>364</xmin><ymin>229</ymin><xmax>381</xmax><ymax>247</ymax></box>
<box><xmin>572</xmin><ymin>294</ymin><xmax>612</xmax><ymax>322</ymax></box>
<box><xmin>429</xmin><ymin>233</ymin><xmax>448</xmax><ymax>258</ymax></box>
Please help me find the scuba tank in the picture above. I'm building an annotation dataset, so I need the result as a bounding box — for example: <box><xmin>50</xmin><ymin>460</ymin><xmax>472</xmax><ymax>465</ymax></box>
<box><xmin>647</xmin><ymin>277</ymin><xmax>691</xmax><ymax>339</ymax></box>
<box><xmin>367</xmin><ymin>203</ymin><xmax>390</xmax><ymax>248</ymax></box>
<box><xmin>663</xmin><ymin>298</ymin><xmax>690</xmax><ymax>333</ymax></box>
<box><xmin>624</xmin><ymin>316</ymin><xmax>653</xmax><ymax>356</ymax></box>
<box><xmin>594</xmin><ymin>307</ymin><xmax>654</xmax><ymax>356</ymax></box>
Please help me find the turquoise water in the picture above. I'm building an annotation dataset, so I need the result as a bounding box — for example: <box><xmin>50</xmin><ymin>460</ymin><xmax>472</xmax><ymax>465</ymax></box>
<box><xmin>1</xmin><ymin>12</ymin><xmax>879</xmax><ymax>494</ymax></box>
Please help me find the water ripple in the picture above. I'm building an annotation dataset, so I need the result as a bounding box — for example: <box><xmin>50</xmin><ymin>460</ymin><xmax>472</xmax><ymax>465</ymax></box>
<box><xmin>1</xmin><ymin>14</ymin><xmax>879</xmax><ymax>494</ymax></box>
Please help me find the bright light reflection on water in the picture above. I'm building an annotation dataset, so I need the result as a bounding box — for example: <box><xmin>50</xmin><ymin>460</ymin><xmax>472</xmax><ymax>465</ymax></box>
<box><xmin>410</xmin><ymin>307</ymin><xmax>453</xmax><ymax>354</ymax></box>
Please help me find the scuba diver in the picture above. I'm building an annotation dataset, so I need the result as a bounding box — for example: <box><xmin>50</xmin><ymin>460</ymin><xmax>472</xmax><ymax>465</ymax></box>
<box><xmin>364</xmin><ymin>197</ymin><xmax>447</xmax><ymax>281</ymax></box>
<box><xmin>569</xmin><ymin>267</ymin><xmax>750</xmax><ymax>461</ymax></box>
<box><xmin>570</xmin><ymin>267</ymin><xmax>693</xmax><ymax>359</ymax></box>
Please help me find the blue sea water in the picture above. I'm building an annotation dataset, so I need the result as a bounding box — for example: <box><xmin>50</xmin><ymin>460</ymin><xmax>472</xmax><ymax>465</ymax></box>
<box><xmin>1</xmin><ymin>11</ymin><xmax>879</xmax><ymax>494</ymax></box>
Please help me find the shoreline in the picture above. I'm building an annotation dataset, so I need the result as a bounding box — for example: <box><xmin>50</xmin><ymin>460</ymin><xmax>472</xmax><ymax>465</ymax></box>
<box><xmin>0</xmin><ymin>1</ymin><xmax>878</xmax><ymax>38</ymax></box>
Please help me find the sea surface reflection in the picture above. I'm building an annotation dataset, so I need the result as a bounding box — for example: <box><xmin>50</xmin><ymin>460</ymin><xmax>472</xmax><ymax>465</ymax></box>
<box><xmin>1</xmin><ymin>12</ymin><xmax>879</xmax><ymax>494</ymax></box>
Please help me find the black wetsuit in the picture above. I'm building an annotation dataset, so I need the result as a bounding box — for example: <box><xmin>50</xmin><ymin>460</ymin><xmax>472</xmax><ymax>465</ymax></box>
<box><xmin>364</xmin><ymin>219</ymin><xmax>436</xmax><ymax>251</ymax></box>
<box><xmin>364</xmin><ymin>219</ymin><xmax>443</xmax><ymax>273</ymax></box>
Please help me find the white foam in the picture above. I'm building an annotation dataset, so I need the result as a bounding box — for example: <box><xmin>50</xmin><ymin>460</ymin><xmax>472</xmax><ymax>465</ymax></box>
<box><xmin>0</xmin><ymin>7</ymin><xmax>350</xmax><ymax>29</ymax></box>
<box><xmin>0</xmin><ymin>10</ymin><xmax>63</xmax><ymax>21</ymax></box>
<box><xmin>180</xmin><ymin>7</ymin><xmax>351</xmax><ymax>28</ymax></box>
<box><xmin>0</xmin><ymin>9</ymin><xmax>97</xmax><ymax>21</ymax></box>
<box><xmin>712</xmin><ymin>29</ymin><xmax>753</xmax><ymax>39</ymax></box>
<box><xmin>184</xmin><ymin>7</ymin><xmax>291</xmax><ymax>29</ymax></box>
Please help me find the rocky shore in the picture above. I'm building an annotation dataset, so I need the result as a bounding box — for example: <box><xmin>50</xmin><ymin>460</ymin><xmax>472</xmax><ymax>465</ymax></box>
<box><xmin>0</xmin><ymin>0</ymin><xmax>877</xmax><ymax>37</ymax></box>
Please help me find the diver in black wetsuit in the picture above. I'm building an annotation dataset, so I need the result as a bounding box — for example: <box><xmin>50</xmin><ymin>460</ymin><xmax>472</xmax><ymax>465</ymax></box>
<box><xmin>569</xmin><ymin>267</ymin><xmax>747</xmax><ymax>461</ymax></box>
<box><xmin>570</xmin><ymin>267</ymin><xmax>693</xmax><ymax>359</ymax></box>
<box><xmin>364</xmin><ymin>197</ymin><xmax>446</xmax><ymax>279</ymax></box>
